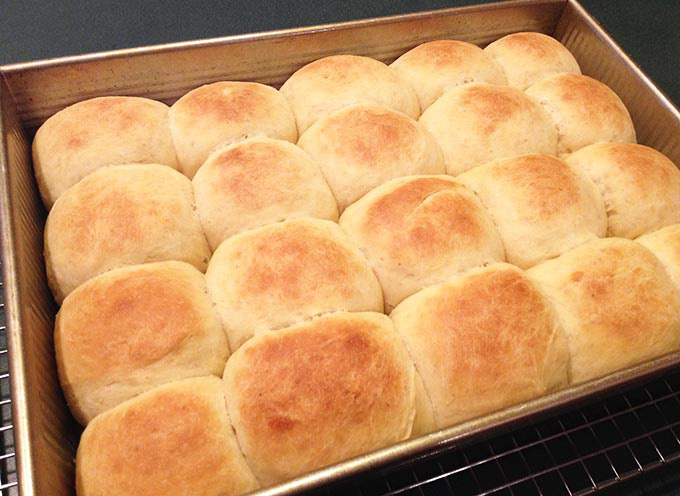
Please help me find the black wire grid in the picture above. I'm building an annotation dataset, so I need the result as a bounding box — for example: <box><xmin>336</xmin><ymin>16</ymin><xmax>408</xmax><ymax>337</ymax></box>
<box><xmin>1</xmin><ymin>270</ymin><xmax>680</xmax><ymax>495</ymax></box>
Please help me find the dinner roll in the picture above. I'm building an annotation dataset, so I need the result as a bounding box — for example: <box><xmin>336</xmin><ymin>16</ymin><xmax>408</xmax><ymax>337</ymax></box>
<box><xmin>339</xmin><ymin>175</ymin><xmax>505</xmax><ymax>311</ymax></box>
<box><xmin>33</xmin><ymin>96</ymin><xmax>178</xmax><ymax>209</ymax></box>
<box><xmin>223</xmin><ymin>311</ymin><xmax>415</xmax><ymax>485</ymax></box>
<box><xmin>566</xmin><ymin>143</ymin><xmax>680</xmax><ymax>238</ymax></box>
<box><xmin>526</xmin><ymin>74</ymin><xmax>636</xmax><ymax>156</ymax></box>
<box><xmin>298</xmin><ymin>105</ymin><xmax>445</xmax><ymax>211</ymax></box>
<box><xmin>55</xmin><ymin>261</ymin><xmax>229</xmax><ymax>425</ymax></box>
<box><xmin>45</xmin><ymin>164</ymin><xmax>211</xmax><ymax>304</ymax></box>
<box><xmin>527</xmin><ymin>238</ymin><xmax>680</xmax><ymax>384</ymax></box>
<box><xmin>637</xmin><ymin>224</ymin><xmax>680</xmax><ymax>294</ymax></box>
<box><xmin>484</xmin><ymin>32</ymin><xmax>581</xmax><ymax>90</ymax></box>
<box><xmin>76</xmin><ymin>377</ymin><xmax>259</xmax><ymax>496</ymax></box>
<box><xmin>419</xmin><ymin>83</ymin><xmax>558</xmax><ymax>175</ymax></box>
<box><xmin>390</xmin><ymin>263</ymin><xmax>569</xmax><ymax>430</ymax></box>
<box><xmin>280</xmin><ymin>55</ymin><xmax>420</xmax><ymax>134</ymax></box>
<box><xmin>206</xmin><ymin>218</ymin><xmax>383</xmax><ymax>351</ymax></box>
<box><xmin>193</xmin><ymin>138</ymin><xmax>338</xmax><ymax>250</ymax></box>
<box><xmin>169</xmin><ymin>81</ymin><xmax>297</xmax><ymax>178</ymax></box>
<box><xmin>390</xmin><ymin>40</ymin><xmax>507</xmax><ymax>110</ymax></box>
<box><xmin>457</xmin><ymin>154</ymin><xmax>607</xmax><ymax>268</ymax></box>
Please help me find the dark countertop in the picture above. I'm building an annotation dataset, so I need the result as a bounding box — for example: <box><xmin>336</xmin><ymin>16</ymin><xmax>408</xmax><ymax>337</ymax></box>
<box><xmin>1</xmin><ymin>1</ymin><xmax>679</xmax><ymax>495</ymax></box>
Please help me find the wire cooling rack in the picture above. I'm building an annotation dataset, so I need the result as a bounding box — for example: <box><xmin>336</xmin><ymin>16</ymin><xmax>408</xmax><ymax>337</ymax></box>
<box><xmin>308</xmin><ymin>369</ymin><xmax>680</xmax><ymax>496</ymax></box>
<box><xmin>1</xmin><ymin>268</ymin><xmax>680</xmax><ymax>496</ymax></box>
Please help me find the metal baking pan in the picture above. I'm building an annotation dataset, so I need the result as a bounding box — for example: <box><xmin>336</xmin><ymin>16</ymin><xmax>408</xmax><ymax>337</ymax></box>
<box><xmin>1</xmin><ymin>0</ymin><xmax>679</xmax><ymax>494</ymax></box>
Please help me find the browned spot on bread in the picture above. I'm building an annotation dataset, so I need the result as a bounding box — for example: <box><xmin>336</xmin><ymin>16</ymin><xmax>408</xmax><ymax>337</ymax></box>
<box><xmin>492</xmin><ymin>155</ymin><xmax>579</xmax><ymax>218</ymax></box>
<box><xmin>554</xmin><ymin>74</ymin><xmax>622</xmax><ymax>118</ymax></box>
<box><xmin>366</xmin><ymin>177</ymin><xmax>485</xmax><ymax>260</ymax></box>
<box><xmin>500</xmin><ymin>32</ymin><xmax>554</xmax><ymax>58</ymax></box>
<box><xmin>404</xmin><ymin>40</ymin><xmax>478</xmax><ymax>67</ymax></box>
<box><xmin>432</xmin><ymin>268</ymin><xmax>552</xmax><ymax>389</ymax></box>
<box><xmin>604</xmin><ymin>143</ymin><xmax>676</xmax><ymax>186</ymax></box>
<box><xmin>297</xmin><ymin>55</ymin><xmax>374</xmax><ymax>83</ymax></box>
<box><xmin>209</xmin><ymin>141</ymin><xmax>295</xmax><ymax>209</ymax></box>
<box><xmin>459</xmin><ymin>85</ymin><xmax>530</xmax><ymax>135</ymax></box>
<box><xmin>180</xmin><ymin>83</ymin><xmax>265</xmax><ymax>122</ymax></box>
<box><xmin>330</xmin><ymin>107</ymin><xmax>420</xmax><ymax>164</ymax></box>
<box><xmin>234</xmin><ymin>317</ymin><xmax>401</xmax><ymax>445</ymax></box>
<box><xmin>60</xmin><ymin>268</ymin><xmax>198</xmax><ymax>382</ymax></box>
<box><xmin>241</xmin><ymin>224</ymin><xmax>355</xmax><ymax>301</ymax></box>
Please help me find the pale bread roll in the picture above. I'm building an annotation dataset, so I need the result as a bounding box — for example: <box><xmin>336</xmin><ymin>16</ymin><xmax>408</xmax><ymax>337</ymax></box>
<box><xmin>76</xmin><ymin>377</ymin><xmax>259</xmax><ymax>496</ymax></box>
<box><xmin>44</xmin><ymin>164</ymin><xmax>211</xmax><ymax>304</ymax></box>
<box><xmin>339</xmin><ymin>175</ymin><xmax>505</xmax><ymax>311</ymax></box>
<box><xmin>206</xmin><ymin>218</ymin><xmax>383</xmax><ymax>351</ymax></box>
<box><xmin>33</xmin><ymin>96</ymin><xmax>178</xmax><ymax>209</ymax></box>
<box><xmin>527</xmin><ymin>238</ymin><xmax>680</xmax><ymax>384</ymax></box>
<box><xmin>419</xmin><ymin>83</ymin><xmax>558</xmax><ymax>175</ymax></box>
<box><xmin>484</xmin><ymin>32</ymin><xmax>581</xmax><ymax>90</ymax></box>
<box><xmin>390</xmin><ymin>263</ymin><xmax>569</xmax><ymax>430</ymax></box>
<box><xmin>55</xmin><ymin>261</ymin><xmax>229</xmax><ymax>425</ymax></box>
<box><xmin>280</xmin><ymin>55</ymin><xmax>420</xmax><ymax>134</ymax></box>
<box><xmin>457</xmin><ymin>154</ymin><xmax>607</xmax><ymax>269</ymax></box>
<box><xmin>169</xmin><ymin>81</ymin><xmax>297</xmax><ymax>178</ymax></box>
<box><xmin>298</xmin><ymin>105</ymin><xmax>445</xmax><ymax>211</ymax></box>
<box><xmin>526</xmin><ymin>73</ymin><xmax>636</xmax><ymax>156</ymax></box>
<box><xmin>223</xmin><ymin>311</ymin><xmax>415</xmax><ymax>485</ymax></box>
<box><xmin>637</xmin><ymin>224</ymin><xmax>680</xmax><ymax>294</ymax></box>
<box><xmin>390</xmin><ymin>40</ymin><xmax>507</xmax><ymax>110</ymax></box>
<box><xmin>193</xmin><ymin>137</ymin><xmax>338</xmax><ymax>250</ymax></box>
<box><xmin>566</xmin><ymin>143</ymin><xmax>680</xmax><ymax>238</ymax></box>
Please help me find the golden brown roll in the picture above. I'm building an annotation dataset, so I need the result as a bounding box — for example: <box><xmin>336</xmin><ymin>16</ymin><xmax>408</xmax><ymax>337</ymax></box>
<box><xmin>483</xmin><ymin>32</ymin><xmax>581</xmax><ymax>90</ymax></box>
<box><xmin>223</xmin><ymin>311</ymin><xmax>415</xmax><ymax>485</ymax></box>
<box><xmin>339</xmin><ymin>175</ymin><xmax>505</xmax><ymax>311</ymax></box>
<box><xmin>419</xmin><ymin>83</ymin><xmax>558</xmax><ymax>175</ymax></box>
<box><xmin>169</xmin><ymin>81</ymin><xmax>297</xmax><ymax>178</ymax></box>
<box><xmin>566</xmin><ymin>143</ymin><xmax>680</xmax><ymax>238</ymax></box>
<box><xmin>76</xmin><ymin>377</ymin><xmax>259</xmax><ymax>496</ymax></box>
<box><xmin>55</xmin><ymin>261</ymin><xmax>229</xmax><ymax>425</ymax></box>
<box><xmin>390</xmin><ymin>263</ymin><xmax>569</xmax><ymax>430</ymax></box>
<box><xmin>390</xmin><ymin>40</ymin><xmax>507</xmax><ymax>110</ymax></box>
<box><xmin>526</xmin><ymin>73</ymin><xmax>636</xmax><ymax>156</ymax></box>
<box><xmin>206</xmin><ymin>218</ymin><xmax>383</xmax><ymax>351</ymax></box>
<box><xmin>637</xmin><ymin>224</ymin><xmax>680</xmax><ymax>294</ymax></box>
<box><xmin>457</xmin><ymin>154</ymin><xmax>607</xmax><ymax>268</ymax></box>
<box><xmin>298</xmin><ymin>104</ymin><xmax>445</xmax><ymax>211</ymax></box>
<box><xmin>44</xmin><ymin>164</ymin><xmax>211</xmax><ymax>304</ymax></box>
<box><xmin>193</xmin><ymin>138</ymin><xmax>338</xmax><ymax>250</ymax></box>
<box><xmin>527</xmin><ymin>238</ymin><xmax>680</xmax><ymax>384</ymax></box>
<box><xmin>33</xmin><ymin>96</ymin><xmax>178</xmax><ymax>209</ymax></box>
<box><xmin>280</xmin><ymin>55</ymin><xmax>420</xmax><ymax>134</ymax></box>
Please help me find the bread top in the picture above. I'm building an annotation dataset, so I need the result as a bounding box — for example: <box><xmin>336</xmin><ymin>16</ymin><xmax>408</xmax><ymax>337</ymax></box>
<box><xmin>457</xmin><ymin>154</ymin><xmax>607</xmax><ymax>268</ymax></box>
<box><xmin>390</xmin><ymin>40</ymin><xmax>507</xmax><ymax>110</ymax></box>
<box><xmin>169</xmin><ymin>81</ymin><xmax>297</xmax><ymax>178</ymax></box>
<box><xmin>193</xmin><ymin>137</ymin><xmax>338</xmax><ymax>250</ymax></box>
<box><xmin>637</xmin><ymin>224</ymin><xmax>680</xmax><ymax>295</ymax></box>
<box><xmin>55</xmin><ymin>261</ymin><xmax>229</xmax><ymax>424</ymax></box>
<box><xmin>390</xmin><ymin>263</ymin><xmax>569</xmax><ymax>429</ymax></box>
<box><xmin>223</xmin><ymin>311</ymin><xmax>415</xmax><ymax>485</ymax></box>
<box><xmin>298</xmin><ymin>104</ymin><xmax>445</xmax><ymax>211</ymax></box>
<box><xmin>566</xmin><ymin>143</ymin><xmax>680</xmax><ymax>238</ymax></box>
<box><xmin>279</xmin><ymin>55</ymin><xmax>420</xmax><ymax>134</ymax></box>
<box><xmin>44</xmin><ymin>164</ymin><xmax>211</xmax><ymax>304</ymax></box>
<box><xmin>76</xmin><ymin>377</ymin><xmax>259</xmax><ymax>496</ymax></box>
<box><xmin>484</xmin><ymin>32</ymin><xmax>581</xmax><ymax>90</ymax></box>
<box><xmin>339</xmin><ymin>175</ymin><xmax>505</xmax><ymax>311</ymax></box>
<box><xmin>206</xmin><ymin>218</ymin><xmax>384</xmax><ymax>351</ymax></box>
<box><xmin>526</xmin><ymin>73</ymin><xmax>636</xmax><ymax>156</ymax></box>
<box><xmin>32</xmin><ymin>96</ymin><xmax>178</xmax><ymax>209</ymax></box>
<box><xmin>527</xmin><ymin>238</ymin><xmax>680</xmax><ymax>384</ymax></box>
<box><xmin>419</xmin><ymin>83</ymin><xmax>558</xmax><ymax>175</ymax></box>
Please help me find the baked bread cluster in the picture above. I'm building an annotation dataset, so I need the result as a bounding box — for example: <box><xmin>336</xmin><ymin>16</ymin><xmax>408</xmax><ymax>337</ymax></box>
<box><xmin>34</xmin><ymin>32</ymin><xmax>680</xmax><ymax>495</ymax></box>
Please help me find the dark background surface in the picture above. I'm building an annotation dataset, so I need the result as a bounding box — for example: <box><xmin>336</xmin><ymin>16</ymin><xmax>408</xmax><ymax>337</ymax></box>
<box><xmin>2</xmin><ymin>1</ymin><xmax>680</xmax><ymax>495</ymax></box>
